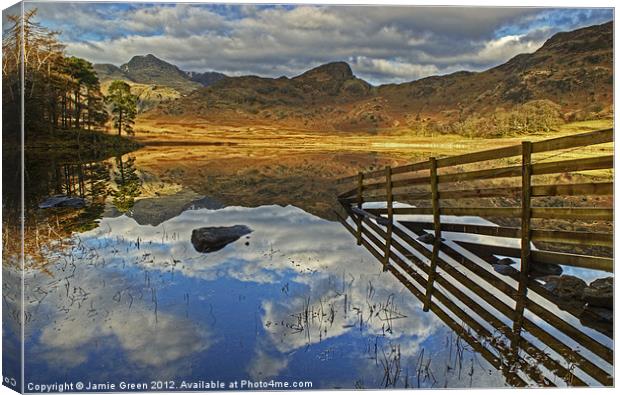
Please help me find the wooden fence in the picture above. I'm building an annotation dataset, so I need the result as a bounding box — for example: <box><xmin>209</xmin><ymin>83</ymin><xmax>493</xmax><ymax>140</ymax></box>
<box><xmin>335</xmin><ymin>128</ymin><xmax>613</xmax><ymax>387</ymax></box>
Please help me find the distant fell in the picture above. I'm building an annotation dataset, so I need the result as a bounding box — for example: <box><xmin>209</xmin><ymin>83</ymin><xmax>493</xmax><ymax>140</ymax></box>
<box><xmin>120</xmin><ymin>54</ymin><xmax>202</xmax><ymax>94</ymax></box>
<box><xmin>94</xmin><ymin>54</ymin><xmax>229</xmax><ymax>112</ymax></box>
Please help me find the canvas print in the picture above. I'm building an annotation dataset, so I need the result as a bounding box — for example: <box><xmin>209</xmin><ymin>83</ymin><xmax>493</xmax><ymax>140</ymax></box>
<box><xmin>1</xmin><ymin>1</ymin><xmax>614</xmax><ymax>392</ymax></box>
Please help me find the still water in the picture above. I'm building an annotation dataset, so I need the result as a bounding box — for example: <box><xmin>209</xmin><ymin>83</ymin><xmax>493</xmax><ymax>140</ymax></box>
<box><xmin>2</xmin><ymin>147</ymin><xmax>612</xmax><ymax>390</ymax></box>
<box><xmin>16</xmin><ymin>204</ymin><xmax>511</xmax><ymax>389</ymax></box>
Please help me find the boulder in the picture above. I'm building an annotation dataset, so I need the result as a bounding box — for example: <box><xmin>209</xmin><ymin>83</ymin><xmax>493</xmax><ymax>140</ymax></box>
<box><xmin>541</xmin><ymin>275</ymin><xmax>587</xmax><ymax>300</ymax></box>
<box><xmin>191</xmin><ymin>225</ymin><xmax>252</xmax><ymax>253</ymax></box>
<box><xmin>39</xmin><ymin>195</ymin><xmax>85</xmax><ymax>209</ymax></box>
<box><xmin>582</xmin><ymin>276</ymin><xmax>613</xmax><ymax>309</ymax></box>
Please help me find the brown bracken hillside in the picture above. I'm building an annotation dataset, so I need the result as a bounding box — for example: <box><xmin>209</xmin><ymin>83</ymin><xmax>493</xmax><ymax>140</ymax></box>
<box><xmin>142</xmin><ymin>21</ymin><xmax>612</xmax><ymax>134</ymax></box>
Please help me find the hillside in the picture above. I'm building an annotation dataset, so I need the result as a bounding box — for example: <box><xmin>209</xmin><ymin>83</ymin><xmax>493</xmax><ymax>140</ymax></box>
<box><xmin>186</xmin><ymin>70</ymin><xmax>227</xmax><ymax>86</ymax></box>
<box><xmin>142</xmin><ymin>21</ymin><xmax>612</xmax><ymax>134</ymax></box>
<box><xmin>147</xmin><ymin>61</ymin><xmax>376</xmax><ymax>129</ymax></box>
<box><xmin>94</xmin><ymin>56</ymin><xmax>225</xmax><ymax>91</ymax></box>
<box><xmin>377</xmin><ymin>21</ymin><xmax>613</xmax><ymax>129</ymax></box>
<box><xmin>93</xmin><ymin>63</ymin><xmax>130</xmax><ymax>81</ymax></box>
<box><xmin>99</xmin><ymin>79</ymin><xmax>182</xmax><ymax>113</ymax></box>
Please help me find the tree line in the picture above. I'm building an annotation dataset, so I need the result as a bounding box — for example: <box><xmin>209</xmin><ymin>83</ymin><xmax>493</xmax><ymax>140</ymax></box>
<box><xmin>2</xmin><ymin>8</ymin><xmax>136</xmax><ymax>139</ymax></box>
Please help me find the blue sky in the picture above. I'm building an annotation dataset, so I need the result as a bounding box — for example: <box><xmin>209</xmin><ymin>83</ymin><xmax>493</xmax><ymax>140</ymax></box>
<box><xmin>11</xmin><ymin>2</ymin><xmax>615</xmax><ymax>84</ymax></box>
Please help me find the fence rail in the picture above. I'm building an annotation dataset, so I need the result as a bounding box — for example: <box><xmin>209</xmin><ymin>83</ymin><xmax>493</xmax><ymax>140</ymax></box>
<box><xmin>336</xmin><ymin>128</ymin><xmax>613</xmax><ymax>185</ymax></box>
<box><xmin>335</xmin><ymin>128</ymin><xmax>614</xmax><ymax>387</ymax></box>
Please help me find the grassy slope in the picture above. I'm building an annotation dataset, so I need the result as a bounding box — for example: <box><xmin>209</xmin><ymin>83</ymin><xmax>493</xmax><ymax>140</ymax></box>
<box><xmin>100</xmin><ymin>80</ymin><xmax>181</xmax><ymax>113</ymax></box>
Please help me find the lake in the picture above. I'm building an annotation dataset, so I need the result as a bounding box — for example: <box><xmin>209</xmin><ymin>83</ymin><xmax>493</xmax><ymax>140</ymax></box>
<box><xmin>1</xmin><ymin>143</ymin><xmax>613</xmax><ymax>390</ymax></box>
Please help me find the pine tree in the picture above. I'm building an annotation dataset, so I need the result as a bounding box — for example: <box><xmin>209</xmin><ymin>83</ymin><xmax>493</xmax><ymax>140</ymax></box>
<box><xmin>106</xmin><ymin>80</ymin><xmax>137</xmax><ymax>136</ymax></box>
<box><xmin>2</xmin><ymin>8</ymin><xmax>109</xmax><ymax>137</ymax></box>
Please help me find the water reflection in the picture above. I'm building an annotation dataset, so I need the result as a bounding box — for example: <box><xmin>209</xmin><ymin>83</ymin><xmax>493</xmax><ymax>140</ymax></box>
<box><xmin>2</xmin><ymin>149</ymin><xmax>137</xmax><ymax>392</ymax></box>
<box><xmin>2</xmin><ymin>153</ymin><xmax>149</xmax><ymax>267</ymax></box>
<box><xmin>7</xmin><ymin>147</ymin><xmax>611</xmax><ymax>389</ymax></box>
<box><xmin>111</xmin><ymin>156</ymin><xmax>142</xmax><ymax>213</ymax></box>
<box><xmin>337</xmin><ymin>204</ymin><xmax>613</xmax><ymax>387</ymax></box>
<box><xmin>17</xmin><ymin>204</ymin><xmax>517</xmax><ymax>389</ymax></box>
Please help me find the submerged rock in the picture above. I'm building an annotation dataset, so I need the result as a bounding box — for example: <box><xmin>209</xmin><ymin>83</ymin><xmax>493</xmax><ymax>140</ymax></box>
<box><xmin>529</xmin><ymin>262</ymin><xmax>562</xmax><ymax>278</ymax></box>
<box><xmin>582</xmin><ymin>276</ymin><xmax>613</xmax><ymax>308</ymax></box>
<box><xmin>129</xmin><ymin>190</ymin><xmax>223</xmax><ymax>226</ymax></box>
<box><xmin>416</xmin><ymin>233</ymin><xmax>444</xmax><ymax>244</ymax></box>
<box><xmin>191</xmin><ymin>225</ymin><xmax>253</xmax><ymax>253</ymax></box>
<box><xmin>580</xmin><ymin>305</ymin><xmax>613</xmax><ymax>337</ymax></box>
<box><xmin>541</xmin><ymin>275</ymin><xmax>587</xmax><ymax>300</ymax></box>
<box><xmin>39</xmin><ymin>195</ymin><xmax>85</xmax><ymax>209</ymax></box>
<box><xmin>492</xmin><ymin>264</ymin><xmax>517</xmax><ymax>276</ymax></box>
<box><xmin>495</xmin><ymin>257</ymin><xmax>515</xmax><ymax>266</ymax></box>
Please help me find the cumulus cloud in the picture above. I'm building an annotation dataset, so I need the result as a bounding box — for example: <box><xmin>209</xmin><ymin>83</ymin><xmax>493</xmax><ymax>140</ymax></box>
<box><xmin>414</xmin><ymin>33</ymin><xmax>548</xmax><ymax>67</ymax></box>
<box><xmin>25</xmin><ymin>3</ymin><xmax>613</xmax><ymax>84</ymax></box>
<box><xmin>351</xmin><ymin>56</ymin><xmax>440</xmax><ymax>83</ymax></box>
<box><xmin>26</xmin><ymin>261</ymin><xmax>213</xmax><ymax>377</ymax></box>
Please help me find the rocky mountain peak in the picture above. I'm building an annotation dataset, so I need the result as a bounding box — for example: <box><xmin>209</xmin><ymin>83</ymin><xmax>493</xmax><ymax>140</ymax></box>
<box><xmin>294</xmin><ymin>61</ymin><xmax>354</xmax><ymax>82</ymax></box>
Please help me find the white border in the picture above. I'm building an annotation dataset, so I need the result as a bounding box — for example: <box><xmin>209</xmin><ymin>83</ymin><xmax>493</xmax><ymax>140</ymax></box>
<box><xmin>0</xmin><ymin>1</ymin><xmax>616</xmax><ymax>395</ymax></box>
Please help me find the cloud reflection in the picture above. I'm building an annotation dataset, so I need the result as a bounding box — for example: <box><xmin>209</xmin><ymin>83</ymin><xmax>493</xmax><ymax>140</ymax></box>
<box><xmin>21</xmin><ymin>203</ymin><xmax>504</xmax><ymax>388</ymax></box>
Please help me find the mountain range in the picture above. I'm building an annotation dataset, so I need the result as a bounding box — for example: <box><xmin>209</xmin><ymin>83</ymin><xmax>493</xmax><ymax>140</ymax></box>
<box><xmin>94</xmin><ymin>21</ymin><xmax>613</xmax><ymax>131</ymax></box>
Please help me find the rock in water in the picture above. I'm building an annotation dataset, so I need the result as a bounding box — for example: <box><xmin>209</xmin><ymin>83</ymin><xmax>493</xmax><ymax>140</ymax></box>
<box><xmin>495</xmin><ymin>257</ymin><xmax>514</xmax><ymax>266</ymax></box>
<box><xmin>492</xmin><ymin>264</ymin><xmax>516</xmax><ymax>276</ymax></box>
<box><xmin>580</xmin><ymin>305</ymin><xmax>613</xmax><ymax>337</ymax></box>
<box><xmin>191</xmin><ymin>225</ymin><xmax>253</xmax><ymax>253</ymax></box>
<box><xmin>530</xmin><ymin>262</ymin><xmax>562</xmax><ymax>278</ymax></box>
<box><xmin>582</xmin><ymin>276</ymin><xmax>613</xmax><ymax>308</ymax></box>
<box><xmin>39</xmin><ymin>195</ymin><xmax>85</xmax><ymax>209</ymax></box>
<box><xmin>541</xmin><ymin>275</ymin><xmax>587</xmax><ymax>299</ymax></box>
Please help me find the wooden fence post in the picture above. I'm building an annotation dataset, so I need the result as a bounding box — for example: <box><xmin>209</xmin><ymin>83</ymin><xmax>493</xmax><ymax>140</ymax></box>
<box><xmin>383</xmin><ymin>166</ymin><xmax>393</xmax><ymax>271</ymax></box>
<box><xmin>355</xmin><ymin>172</ymin><xmax>364</xmax><ymax>245</ymax></box>
<box><xmin>512</xmin><ymin>141</ymin><xmax>533</xmax><ymax>346</ymax></box>
<box><xmin>423</xmin><ymin>157</ymin><xmax>441</xmax><ymax>311</ymax></box>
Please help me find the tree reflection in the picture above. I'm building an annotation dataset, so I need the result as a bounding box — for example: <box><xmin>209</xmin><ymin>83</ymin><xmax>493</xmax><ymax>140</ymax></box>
<box><xmin>111</xmin><ymin>156</ymin><xmax>142</xmax><ymax>213</ymax></box>
<box><xmin>60</xmin><ymin>161</ymin><xmax>112</xmax><ymax>232</ymax></box>
<box><xmin>2</xmin><ymin>152</ymin><xmax>117</xmax><ymax>267</ymax></box>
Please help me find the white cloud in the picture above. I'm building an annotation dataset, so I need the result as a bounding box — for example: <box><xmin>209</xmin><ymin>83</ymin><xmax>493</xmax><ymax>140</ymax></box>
<box><xmin>477</xmin><ymin>34</ymin><xmax>545</xmax><ymax>63</ymax></box>
<box><xmin>351</xmin><ymin>56</ymin><xmax>440</xmax><ymax>81</ymax></box>
<box><xmin>27</xmin><ymin>4</ymin><xmax>613</xmax><ymax>84</ymax></box>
